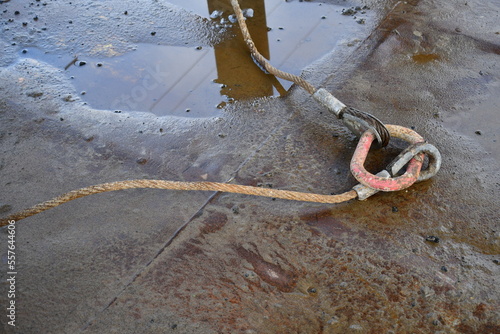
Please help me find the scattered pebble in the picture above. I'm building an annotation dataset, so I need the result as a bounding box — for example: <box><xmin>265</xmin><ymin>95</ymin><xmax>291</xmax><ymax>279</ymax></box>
<box><xmin>136</xmin><ymin>158</ymin><xmax>148</xmax><ymax>165</ymax></box>
<box><xmin>150</xmin><ymin>31</ymin><xmax>156</xmax><ymax>36</ymax></box>
<box><xmin>440</xmin><ymin>266</ymin><xmax>448</xmax><ymax>272</ymax></box>
<box><xmin>243</xmin><ymin>8</ymin><xmax>254</xmax><ymax>18</ymax></box>
<box><xmin>210</xmin><ymin>10</ymin><xmax>223</xmax><ymax>19</ymax></box>
<box><xmin>78</xmin><ymin>61</ymin><xmax>87</xmax><ymax>66</ymax></box>
<box><xmin>475</xmin><ymin>130</ymin><xmax>482</xmax><ymax>135</ymax></box>
<box><xmin>425</xmin><ymin>235</ymin><xmax>440</xmax><ymax>243</ymax></box>
<box><xmin>342</xmin><ymin>8</ymin><xmax>357</xmax><ymax>16</ymax></box>
<box><xmin>392</xmin><ymin>206</ymin><xmax>398</xmax><ymax>212</ymax></box>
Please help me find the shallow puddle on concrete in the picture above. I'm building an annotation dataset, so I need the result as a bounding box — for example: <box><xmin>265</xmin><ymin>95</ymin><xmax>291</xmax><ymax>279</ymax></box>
<box><xmin>20</xmin><ymin>0</ymin><xmax>374</xmax><ymax>117</ymax></box>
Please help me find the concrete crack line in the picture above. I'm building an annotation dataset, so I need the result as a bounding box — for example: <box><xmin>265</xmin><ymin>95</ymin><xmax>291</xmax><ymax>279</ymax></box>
<box><xmin>79</xmin><ymin>112</ymin><xmax>293</xmax><ymax>332</ymax></box>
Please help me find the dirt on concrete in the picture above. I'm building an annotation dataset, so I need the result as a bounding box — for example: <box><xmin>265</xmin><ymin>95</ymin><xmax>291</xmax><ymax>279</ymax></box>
<box><xmin>0</xmin><ymin>0</ymin><xmax>499</xmax><ymax>333</ymax></box>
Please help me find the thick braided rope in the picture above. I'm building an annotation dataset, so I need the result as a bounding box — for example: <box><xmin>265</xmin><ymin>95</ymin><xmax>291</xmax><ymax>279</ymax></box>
<box><xmin>0</xmin><ymin>180</ymin><xmax>357</xmax><ymax>226</ymax></box>
<box><xmin>230</xmin><ymin>0</ymin><xmax>316</xmax><ymax>95</ymax></box>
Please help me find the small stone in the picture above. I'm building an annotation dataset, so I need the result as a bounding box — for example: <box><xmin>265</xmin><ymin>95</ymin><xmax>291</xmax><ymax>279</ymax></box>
<box><xmin>150</xmin><ymin>31</ymin><xmax>156</xmax><ymax>36</ymax></box>
<box><xmin>209</xmin><ymin>10</ymin><xmax>222</xmax><ymax>19</ymax></box>
<box><xmin>475</xmin><ymin>130</ymin><xmax>482</xmax><ymax>135</ymax></box>
<box><xmin>392</xmin><ymin>206</ymin><xmax>398</xmax><ymax>212</ymax></box>
<box><xmin>440</xmin><ymin>266</ymin><xmax>448</xmax><ymax>272</ymax></box>
<box><xmin>243</xmin><ymin>8</ymin><xmax>254</xmax><ymax>18</ymax></box>
<box><xmin>425</xmin><ymin>235</ymin><xmax>440</xmax><ymax>243</ymax></box>
<box><xmin>14</xmin><ymin>11</ymin><xmax>20</xmax><ymax>15</ymax></box>
<box><xmin>307</xmin><ymin>287</ymin><xmax>317</xmax><ymax>294</ymax></box>
<box><xmin>136</xmin><ymin>158</ymin><xmax>148</xmax><ymax>165</ymax></box>
<box><xmin>78</xmin><ymin>61</ymin><xmax>87</xmax><ymax>66</ymax></box>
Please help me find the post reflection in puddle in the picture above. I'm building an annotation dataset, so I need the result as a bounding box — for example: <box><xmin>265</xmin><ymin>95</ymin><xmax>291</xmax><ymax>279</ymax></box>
<box><xmin>46</xmin><ymin>0</ymin><xmax>373</xmax><ymax>118</ymax></box>
<box><xmin>208</xmin><ymin>0</ymin><xmax>283</xmax><ymax>102</ymax></box>
<box><xmin>147</xmin><ymin>0</ymin><xmax>280</xmax><ymax>117</ymax></box>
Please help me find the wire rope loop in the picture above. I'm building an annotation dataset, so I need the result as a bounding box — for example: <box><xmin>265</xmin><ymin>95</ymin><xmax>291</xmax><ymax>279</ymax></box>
<box><xmin>386</xmin><ymin>142</ymin><xmax>442</xmax><ymax>182</ymax></box>
<box><xmin>350</xmin><ymin>125</ymin><xmax>432</xmax><ymax>192</ymax></box>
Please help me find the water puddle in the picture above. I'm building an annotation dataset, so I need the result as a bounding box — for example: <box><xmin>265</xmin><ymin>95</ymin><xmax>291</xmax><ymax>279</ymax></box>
<box><xmin>20</xmin><ymin>0</ymin><xmax>374</xmax><ymax>117</ymax></box>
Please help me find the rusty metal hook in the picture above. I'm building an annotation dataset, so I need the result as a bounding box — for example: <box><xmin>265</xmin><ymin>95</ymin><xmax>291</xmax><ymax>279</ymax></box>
<box><xmin>350</xmin><ymin>125</ymin><xmax>440</xmax><ymax>194</ymax></box>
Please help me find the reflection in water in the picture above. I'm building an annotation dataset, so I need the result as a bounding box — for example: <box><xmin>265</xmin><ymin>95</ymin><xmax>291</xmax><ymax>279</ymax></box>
<box><xmin>209</xmin><ymin>0</ymin><xmax>281</xmax><ymax>102</ymax></box>
<box><xmin>149</xmin><ymin>0</ymin><xmax>280</xmax><ymax>115</ymax></box>
<box><xmin>23</xmin><ymin>0</ymin><xmax>374</xmax><ymax>117</ymax></box>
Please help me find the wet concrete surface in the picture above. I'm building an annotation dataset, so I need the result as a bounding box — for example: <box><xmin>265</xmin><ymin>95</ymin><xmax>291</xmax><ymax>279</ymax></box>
<box><xmin>9</xmin><ymin>0</ymin><xmax>382</xmax><ymax>117</ymax></box>
<box><xmin>0</xmin><ymin>0</ymin><xmax>499</xmax><ymax>333</ymax></box>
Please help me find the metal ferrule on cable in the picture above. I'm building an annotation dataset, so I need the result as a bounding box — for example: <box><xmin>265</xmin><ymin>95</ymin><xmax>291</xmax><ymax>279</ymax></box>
<box><xmin>313</xmin><ymin>88</ymin><xmax>390</xmax><ymax>147</ymax></box>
